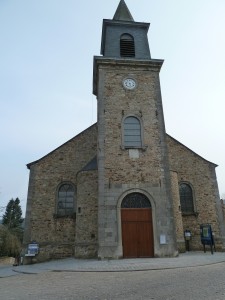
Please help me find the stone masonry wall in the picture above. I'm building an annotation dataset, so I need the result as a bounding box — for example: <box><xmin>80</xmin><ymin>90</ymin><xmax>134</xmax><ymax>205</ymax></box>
<box><xmin>75</xmin><ymin>170</ymin><xmax>98</xmax><ymax>258</ymax></box>
<box><xmin>170</xmin><ymin>171</ymin><xmax>185</xmax><ymax>252</ymax></box>
<box><xmin>102</xmin><ymin>66</ymin><xmax>164</xmax><ymax>185</ymax></box>
<box><xmin>221</xmin><ymin>200</ymin><xmax>225</xmax><ymax>220</ymax></box>
<box><xmin>23</xmin><ymin>124</ymin><xmax>97</xmax><ymax>262</ymax></box>
<box><xmin>167</xmin><ymin>134</ymin><xmax>224</xmax><ymax>251</ymax></box>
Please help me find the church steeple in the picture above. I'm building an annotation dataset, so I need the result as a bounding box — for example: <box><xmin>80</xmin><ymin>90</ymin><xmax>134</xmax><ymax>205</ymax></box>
<box><xmin>93</xmin><ymin>2</ymin><xmax>178</xmax><ymax>260</ymax></box>
<box><xmin>113</xmin><ymin>0</ymin><xmax>134</xmax><ymax>22</ymax></box>
<box><xmin>100</xmin><ymin>0</ymin><xmax>151</xmax><ymax>60</ymax></box>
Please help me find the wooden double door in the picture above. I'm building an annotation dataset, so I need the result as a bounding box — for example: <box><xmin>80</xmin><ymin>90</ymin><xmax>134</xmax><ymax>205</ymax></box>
<box><xmin>121</xmin><ymin>193</ymin><xmax>154</xmax><ymax>258</ymax></box>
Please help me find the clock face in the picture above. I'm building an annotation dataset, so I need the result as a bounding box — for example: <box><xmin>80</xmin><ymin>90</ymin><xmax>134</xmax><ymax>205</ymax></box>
<box><xmin>123</xmin><ymin>78</ymin><xmax>136</xmax><ymax>90</ymax></box>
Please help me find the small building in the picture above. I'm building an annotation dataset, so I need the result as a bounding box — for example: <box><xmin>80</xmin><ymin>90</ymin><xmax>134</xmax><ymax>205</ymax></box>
<box><xmin>23</xmin><ymin>0</ymin><xmax>225</xmax><ymax>262</ymax></box>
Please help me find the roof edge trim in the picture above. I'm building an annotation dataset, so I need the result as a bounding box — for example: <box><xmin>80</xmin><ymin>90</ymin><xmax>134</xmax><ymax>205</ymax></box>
<box><xmin>166</xmin><ymin>133</ymin><xmax>218</xmax><ymax>167</ymax></box>
<box><xmin>27</xmin><ymin>123</ymin><xmax>97</xmax><ymax>169</ymax></box>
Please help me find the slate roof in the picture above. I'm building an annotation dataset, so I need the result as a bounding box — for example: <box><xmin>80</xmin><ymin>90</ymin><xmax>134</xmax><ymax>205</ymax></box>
<box><xmin>113</xmin><ymin>0</ymin><xmax>134</xmax><ymax>21</ymax></box>
<box><xmin>81</xmin><ymin>156</ymin><xmax>97</xmax><ymax>171</ymax></box>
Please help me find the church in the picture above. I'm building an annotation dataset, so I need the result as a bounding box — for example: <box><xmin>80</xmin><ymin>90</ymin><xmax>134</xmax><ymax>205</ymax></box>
<box><xmin>23</xmin><ymin>0</ymin><xmax>225</xmax><ymax>262</ymax></box>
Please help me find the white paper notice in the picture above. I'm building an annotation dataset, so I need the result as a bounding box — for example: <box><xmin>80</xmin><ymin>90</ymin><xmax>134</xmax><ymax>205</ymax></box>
<box><xmin>160</xmin><ymin>234</ymin><xmax>166</xmax><ymax>244</ymax></box>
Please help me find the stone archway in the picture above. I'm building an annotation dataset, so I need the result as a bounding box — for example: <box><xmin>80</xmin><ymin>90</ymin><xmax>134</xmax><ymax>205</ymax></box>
<box><xmin>121</xmin><ymin>192</ymin><xmax>154</xmax><ymax>258</ymax></box>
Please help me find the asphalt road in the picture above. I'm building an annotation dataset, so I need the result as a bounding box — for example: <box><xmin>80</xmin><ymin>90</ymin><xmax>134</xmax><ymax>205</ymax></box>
<box><xmin>1</xmin><ymin>262</ymin><xmax>225</xmax><ymax>300</ymax></box>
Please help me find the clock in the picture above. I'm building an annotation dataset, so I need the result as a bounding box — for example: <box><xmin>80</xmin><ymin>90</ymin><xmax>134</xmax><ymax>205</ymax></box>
<box><xmin>123</xmin><ymin>78</ymin><xmax>136</xmax><ymax>90</ymax></box>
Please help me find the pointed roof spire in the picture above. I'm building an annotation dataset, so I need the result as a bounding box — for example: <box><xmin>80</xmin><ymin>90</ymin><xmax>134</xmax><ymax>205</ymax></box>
<box><xmin>113</xmin><ymin>0</ymin><xmax>134</xmax><ymax>22</ymax></box>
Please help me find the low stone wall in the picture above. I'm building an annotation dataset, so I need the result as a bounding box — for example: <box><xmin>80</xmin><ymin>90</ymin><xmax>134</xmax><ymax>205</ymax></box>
<box><xmin>0</xmin><ymin>257</ymin><xmax>15</xmax><ymax>265</ymax></box>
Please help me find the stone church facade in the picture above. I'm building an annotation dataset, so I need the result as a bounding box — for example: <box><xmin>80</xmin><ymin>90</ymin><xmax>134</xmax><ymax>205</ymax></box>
<box><xmin>23</xmin><ymin>0</ymin><xmax>225</xmax><ymax>262</ymax></box>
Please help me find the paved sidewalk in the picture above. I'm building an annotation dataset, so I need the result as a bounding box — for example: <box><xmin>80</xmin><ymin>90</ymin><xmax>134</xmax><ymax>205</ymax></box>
<box><xmin>1</xmin><ymin>251</ymin><xmax>225</xmax><ymax>278</ymax></box>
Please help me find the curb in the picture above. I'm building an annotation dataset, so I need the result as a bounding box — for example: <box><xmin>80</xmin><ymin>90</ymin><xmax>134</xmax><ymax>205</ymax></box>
<box><xmin>8</xmin><ymin>255</ymin><xmax>225</xmax><ymax>275</ymax></box>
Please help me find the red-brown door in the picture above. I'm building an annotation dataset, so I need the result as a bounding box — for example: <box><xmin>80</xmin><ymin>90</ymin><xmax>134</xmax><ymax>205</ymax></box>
<box><xmin>121</xmin><ymin>208</ymin><xmax>154</xmax><ymax>258</ymax></box>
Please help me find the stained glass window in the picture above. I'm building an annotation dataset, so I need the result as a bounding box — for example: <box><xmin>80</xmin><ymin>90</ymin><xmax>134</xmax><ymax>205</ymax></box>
<box><xmin>121</xmin><ymin>193</ymin><xmax>151</xmax><ymax>208</ymax></box>
<box><xmin>57</xmin><ymin>184</ymin><xmax>75</xmax><ymax>216</ymax></box>
<box><xmin>179</xmin><ymin>183</ymin><xmax>194</xmax><ymax>213</ymax></box>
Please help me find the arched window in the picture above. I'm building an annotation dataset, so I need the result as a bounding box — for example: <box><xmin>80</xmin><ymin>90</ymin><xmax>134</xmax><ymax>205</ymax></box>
<box><xmin>121</xmin><ymin>193</ymin><xmax>151</xmax><ymax>208</ymax></box>
<box><xmin>124</xmin><ymin>116</ymin><xmax>142</xmax><ymax>148</ymax></box>
<box><xmin>57</xmin><ymin>183</ymin><xmax>75</xmax><ymax>216</ymax></box>
<box><xmin>179</xmin><ymin>183</ymin><xmax>194</xmax><ymax>213</ymax></box>
<box><xmin>120</xmin><ymin>34</ymin><xmax>135</xmax><ymax>57</ymax></box>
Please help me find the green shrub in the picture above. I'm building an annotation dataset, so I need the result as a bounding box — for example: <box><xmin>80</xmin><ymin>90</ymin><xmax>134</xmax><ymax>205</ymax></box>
<box><xmin>0</xmin><ymin>225</ymin><xmax>21</xmax><ymax>257</ymax></box>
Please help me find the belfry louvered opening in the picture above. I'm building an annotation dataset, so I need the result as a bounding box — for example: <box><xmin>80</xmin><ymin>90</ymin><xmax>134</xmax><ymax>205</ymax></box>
<box><xmin>120</xmin><ymin>34</ymin><xmax>135</xmax><ymax>57</ymax></box>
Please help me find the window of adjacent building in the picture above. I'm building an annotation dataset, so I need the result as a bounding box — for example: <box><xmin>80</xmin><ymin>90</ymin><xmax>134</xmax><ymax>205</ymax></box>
<box><xmin>179</xmin><ymin>183</ymin><xmax>194</xmax><ymax>213</ymax></box>
<box><xmin>57</xmin><ymin>183</ymin><xmax>75</xmax><ymax>216</ymax></box>
<box><xmin>120</xmin><ymin>34</ymin><xmax>135</xmax><ymax>57</ymax></box>
<box><xmin>124</xmin><ymin>116</ymin><xmax>142</xmax><ymax>148</ymax></box>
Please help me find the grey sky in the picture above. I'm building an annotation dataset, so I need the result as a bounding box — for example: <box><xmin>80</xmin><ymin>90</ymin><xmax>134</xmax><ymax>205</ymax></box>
<box><xmin>1</xmin><ymin>0</ymin><xmax>225</xmax><ymax>216</ymax></box>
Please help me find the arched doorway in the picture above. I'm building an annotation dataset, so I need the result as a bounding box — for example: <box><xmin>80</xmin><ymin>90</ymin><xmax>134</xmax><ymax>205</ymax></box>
<box><xmin>121</xmin><ymin>192</ymin><xmax>154</xmax><ymax>258</ymax></box>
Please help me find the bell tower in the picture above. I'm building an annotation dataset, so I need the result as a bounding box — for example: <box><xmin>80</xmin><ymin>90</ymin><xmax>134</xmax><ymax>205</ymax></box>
<box><xmin>93</xmin><ymin>0</ymin><xmax>177</xmax><ymax>259</ymax></box>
